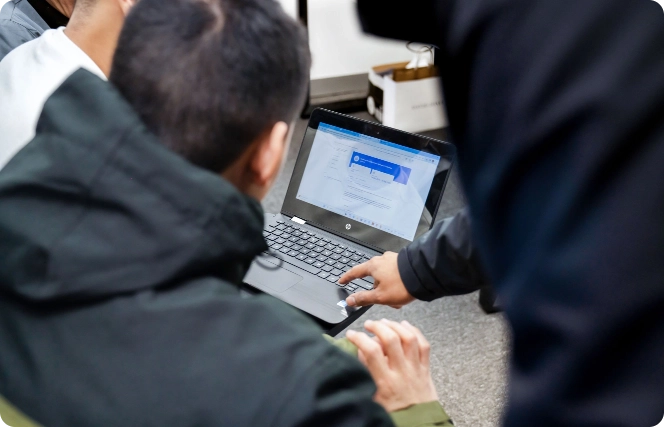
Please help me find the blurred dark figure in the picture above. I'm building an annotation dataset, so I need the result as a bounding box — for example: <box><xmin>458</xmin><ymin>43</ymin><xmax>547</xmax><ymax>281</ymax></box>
<box><xmin>355</xmin><ymin>0</ymin><xmax>664</xmax><ymax>426</ymax></box>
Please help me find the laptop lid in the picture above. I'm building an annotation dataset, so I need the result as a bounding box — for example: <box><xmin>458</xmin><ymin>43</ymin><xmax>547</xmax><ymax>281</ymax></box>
<box><xmin>281</xmin><ymin>109</ymin><xmax>456</xmax><ymax>253</ymax></box>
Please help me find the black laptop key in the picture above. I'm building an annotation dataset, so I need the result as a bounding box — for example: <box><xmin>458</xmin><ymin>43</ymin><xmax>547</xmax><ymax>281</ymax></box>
<box><xmin>353</xmin><ymin>279</ymin><xmax>373</xmax><ymax>290</ymax></box>
<box><xmin>318</xmin><ymin>272</ymin><xmax>330</xmax><ymax>279</ymax></box>
<box><xmin>279</xmin><ymin>255</ymin><xmax>321</xmax><ymax>275</ymax></box>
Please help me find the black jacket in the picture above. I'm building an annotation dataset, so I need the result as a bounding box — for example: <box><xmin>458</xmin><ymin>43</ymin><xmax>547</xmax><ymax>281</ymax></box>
<box><xmin>0</xmin><ymin>70</ymin><xmax>393</xmax><ymax>427</ymax></box>
<box><xmin>358</xmin><ymin>1</ymin><xmax>664</xmax><ymax>426</ymax></box>
<box><xmin>398</xmin><ymin>208</ymin><xmax>489</xmax><ymax>301</ymax></box>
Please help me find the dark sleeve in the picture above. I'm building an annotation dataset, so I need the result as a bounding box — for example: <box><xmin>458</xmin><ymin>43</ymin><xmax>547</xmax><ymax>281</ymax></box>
<box><xmin>273</xmin><ymin>347</ymin><xmax>395</xmax><ymax>427</ymax></box>
<box><xmin>355</xmin><ymin>0</ymin><xmax>442</xmax><ymax>46</ymax></box>
<box><xmin>398</xmin><ymin>209</ymin><xmax>488</xmax><ymax>301</ymax></box>
<box><xmin>0</xmin><ymin>22</ymin><xmax>36</xmax><ymax>61</ymax></box>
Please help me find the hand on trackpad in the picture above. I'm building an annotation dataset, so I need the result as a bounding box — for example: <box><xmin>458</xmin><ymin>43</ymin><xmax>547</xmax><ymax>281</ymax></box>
<box><xmin>245</xmin><ymin>255</ymin><xmax>303</xmax><ymax>293</ymax></box>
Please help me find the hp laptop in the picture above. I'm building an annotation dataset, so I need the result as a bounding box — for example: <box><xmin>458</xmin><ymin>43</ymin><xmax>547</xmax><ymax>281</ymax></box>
<box><xmin>243</xmin><ymin>109</ymin><xmax>456</xmax><ymax>324</ymax></box>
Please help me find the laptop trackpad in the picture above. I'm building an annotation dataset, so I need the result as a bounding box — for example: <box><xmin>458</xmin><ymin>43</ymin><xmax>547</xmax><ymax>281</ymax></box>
<box><xmin>245</xmin><ymin>255</ymin><xmax>303</xmax><ymax>293</ymax></box>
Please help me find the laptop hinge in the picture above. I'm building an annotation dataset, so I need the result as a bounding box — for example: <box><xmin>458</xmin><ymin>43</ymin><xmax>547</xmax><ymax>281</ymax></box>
<box><xmin>291</xmin><ymin>216</ymin><xmax>306</xmax><ymax>225</ymax></box>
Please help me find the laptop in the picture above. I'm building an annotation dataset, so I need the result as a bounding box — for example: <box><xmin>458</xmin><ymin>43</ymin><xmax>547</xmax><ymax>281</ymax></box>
<box><xmin>243</xmin><ymin>109</ymin><xmax>456</xmax><ymax>324</ymax></box>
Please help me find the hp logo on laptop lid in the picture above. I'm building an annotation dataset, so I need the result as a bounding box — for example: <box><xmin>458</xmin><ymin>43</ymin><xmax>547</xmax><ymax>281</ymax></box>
<box><xmin>346</xmin><ymin>224</ymin><xmax>351</xmax><ymax>230</ymax></box>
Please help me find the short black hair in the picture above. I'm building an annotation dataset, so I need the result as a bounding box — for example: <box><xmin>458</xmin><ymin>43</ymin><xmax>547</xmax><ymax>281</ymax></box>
<box><xmin>110</xmin><ymin>0</ymin><xmax>311</xmax><ymax>173</ymax></box>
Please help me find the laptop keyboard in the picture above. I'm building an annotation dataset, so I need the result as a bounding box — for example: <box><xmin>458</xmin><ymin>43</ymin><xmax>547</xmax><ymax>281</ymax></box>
<box><xmin>263</xmin><ymin>219</ymin><xmax>375</xmax><ymax>293</ymax></box>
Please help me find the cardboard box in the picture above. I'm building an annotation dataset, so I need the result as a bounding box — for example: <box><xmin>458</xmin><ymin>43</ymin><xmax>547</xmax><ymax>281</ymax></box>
<box><xmin>367</xmin><ymin>61</ymin><xmax>447</xmax><ymax>133</ymax></box>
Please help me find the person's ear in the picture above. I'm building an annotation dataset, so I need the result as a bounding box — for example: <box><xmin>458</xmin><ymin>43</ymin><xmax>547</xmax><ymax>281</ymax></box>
<box><xmin>249</xmin><ymin>121</ymin><xmax>289</xmax><ymax>199</ymax></box>
<box><xmin>117</xmin><ymin>0</ymin><xmax>135</xmax><ymax>16</ymax></box>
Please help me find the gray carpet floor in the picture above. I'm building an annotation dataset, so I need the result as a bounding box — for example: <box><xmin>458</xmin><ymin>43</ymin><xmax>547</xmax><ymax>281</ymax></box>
<box><xmin>262</xmin><ymin>113</ymin><xmax>510</xmax><ymax>427</ymax></box>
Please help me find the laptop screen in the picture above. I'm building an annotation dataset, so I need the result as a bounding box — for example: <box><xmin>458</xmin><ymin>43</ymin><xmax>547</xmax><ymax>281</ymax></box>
<box><xmin>281</xmin><ymin>109</ymin><xmax>455</xmax><ymax>253</ymax></box>
<box><xmin>296</xmin><ymin>123</ymin><xmax>441</xmax><ymax>242</ymax></box>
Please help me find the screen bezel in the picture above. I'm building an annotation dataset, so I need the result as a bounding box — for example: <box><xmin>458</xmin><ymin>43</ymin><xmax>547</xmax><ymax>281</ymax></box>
<box><xmin>281</xmin><ymin>109</ymin><xmax>456</xmax><ymax>253</ymax></box>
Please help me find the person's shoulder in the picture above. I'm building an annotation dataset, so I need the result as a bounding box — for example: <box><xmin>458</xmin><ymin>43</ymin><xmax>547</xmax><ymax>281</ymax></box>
<box><xmin>0</xmin><ymin>29</ymin><xmax>93</xmax><ymax>88</ymax></box>
<box><xmin>0</xmin><ymin>0</ymin><xmax>42</xmax><ymax>38</ymax></box>
<box><xmin>0</xmin><ymin>1</ymin><xmax>40</xmax><ymax>61</ymax></box>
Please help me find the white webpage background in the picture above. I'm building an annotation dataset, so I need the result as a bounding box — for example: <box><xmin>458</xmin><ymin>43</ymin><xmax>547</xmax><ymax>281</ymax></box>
<box><xmin>296</xmin><ymin>126</ymin><xmax>439</xmax><ymax>241</ymax></box>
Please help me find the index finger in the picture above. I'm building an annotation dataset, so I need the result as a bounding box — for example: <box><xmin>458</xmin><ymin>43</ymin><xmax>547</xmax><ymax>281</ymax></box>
<box><xmin>364</xmin><ymin>320</ymin><xmax>406</xmax><ymax>369</ymax></box>
<box><xmin>339</xmin><ymin>261</ymin><xmax>372</xmax><ymax>284</ymax></box>
<box><xmin>346</xmin><ymin>330</ymin><xmax>389</xmax><ymax>377</ymax></box>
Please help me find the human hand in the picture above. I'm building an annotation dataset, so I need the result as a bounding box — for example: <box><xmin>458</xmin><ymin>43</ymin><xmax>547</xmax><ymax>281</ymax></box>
<box><xmin>339</xmin><ymin>252</ymin><xmax>416</xmax><ymax>308</ymax></box>
<box><xmin>346</xmin><ymin>319</ymin><xmax>439</xmax><ymax>413</ymax></box>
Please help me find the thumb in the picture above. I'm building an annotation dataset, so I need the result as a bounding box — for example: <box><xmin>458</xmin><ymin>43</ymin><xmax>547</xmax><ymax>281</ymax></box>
<box><xmin>346</xmin><ymin>290</ymin><xmax>379</xmax><ymax>307</ymax></box>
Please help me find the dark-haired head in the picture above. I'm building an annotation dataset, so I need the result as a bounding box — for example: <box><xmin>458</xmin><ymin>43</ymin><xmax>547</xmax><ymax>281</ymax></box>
<box><xmin>110</xmin><ymin>0</ymin><xmax>310</xmax><ymax>199</ymax></box>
